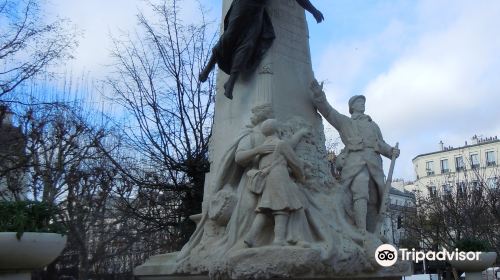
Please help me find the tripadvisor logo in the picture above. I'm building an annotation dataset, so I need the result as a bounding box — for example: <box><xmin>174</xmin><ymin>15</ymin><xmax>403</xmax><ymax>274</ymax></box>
<box><xmin>375</xmin><ymin>244</ymin><xmax>398</xmax><ymax>267</ymax></box>
<box><xmin>374</xmin><ymin>244</ymin><xmax>482</xmax><ymax>267</ymax></box>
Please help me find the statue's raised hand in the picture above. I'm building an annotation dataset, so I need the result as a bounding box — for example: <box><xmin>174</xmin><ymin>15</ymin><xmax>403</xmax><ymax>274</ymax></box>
<box><xmin>310</xmin><ymin>79</ymin><xmax>326</xmax><ymax>105</ymax></box>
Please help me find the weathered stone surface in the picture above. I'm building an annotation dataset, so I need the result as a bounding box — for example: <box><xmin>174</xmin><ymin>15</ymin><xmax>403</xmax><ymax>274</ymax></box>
<box><xmin>134</xmin><ymin>1</ymin><xmax>409</xmax><ymax>279</ymax></box>
<box><xmin>138</xmin><ymin>277</ymin><xmax>403</xmax><ymax>280</ymax></box>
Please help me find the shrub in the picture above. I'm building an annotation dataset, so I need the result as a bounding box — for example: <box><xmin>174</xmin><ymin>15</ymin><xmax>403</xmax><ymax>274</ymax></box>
<box><xmin>454</xmin><ymin>238</ymin><xmax>491</xmax><ymax>252</ymax></box>
<box><xmin>0</xmin><ymin>200</ymin><xmax>66</xmax><ymax>239</ymax></box>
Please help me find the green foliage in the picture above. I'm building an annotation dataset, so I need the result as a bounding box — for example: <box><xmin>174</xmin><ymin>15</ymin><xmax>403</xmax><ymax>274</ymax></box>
<box><xmin>0</xmin><ymin>200</ymin><xmax>66</xmax><ymax>239</ymax></box>
<box><xmin>454</xmin><ymin>238</ymin><xmax>491</xmax><ymax>252</ymax></box>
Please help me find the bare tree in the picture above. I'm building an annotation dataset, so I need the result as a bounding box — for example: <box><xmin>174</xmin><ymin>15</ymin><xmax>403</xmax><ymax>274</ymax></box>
<box><xmin>404</xmin><ymin>168</ymin><xmax>500</xmax><ymax>255</ymax></box>
<box><xmin>2</xmin><ymin>0</ymin><xmax>218</xmax><ymax>276</ymax></box>
<box><xmin>0</xmin><ymin>94</ymin><xmax>144</xmax><ymax>279</ymax></box>
<box><xmin>61</xmin><ymin>156</ymin><xmax>141</xmax><ymax>280</ymax></box>
<box><xmin>0</xmin><ymin>0</ymin><xmax>78</xmax><ymax>98</ymax></box>
<box><xmin>106</xmin><ymin>0</ymin><xmax>217</xmax><ymax>249</ymax></box>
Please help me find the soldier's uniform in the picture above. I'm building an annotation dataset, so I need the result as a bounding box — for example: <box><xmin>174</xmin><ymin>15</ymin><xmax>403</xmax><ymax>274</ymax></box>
<box><xmin>319</xmin><ymin>95</ymin><xmax>393</xmax><ymax>233</ymax></box>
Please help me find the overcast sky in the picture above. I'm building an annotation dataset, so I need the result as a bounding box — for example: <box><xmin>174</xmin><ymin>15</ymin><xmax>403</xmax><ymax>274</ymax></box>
<box><xmin>45</xmin><ymin>0</ymin><xmax>500</xmax><ymax>180</ymax></box>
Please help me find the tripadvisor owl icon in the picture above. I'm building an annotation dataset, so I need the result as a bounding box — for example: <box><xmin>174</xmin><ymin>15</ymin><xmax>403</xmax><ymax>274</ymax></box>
<box><xmin>375</xmin><ymin>244</ymin><xmax>398</xmax><ymax>267</ymax></box>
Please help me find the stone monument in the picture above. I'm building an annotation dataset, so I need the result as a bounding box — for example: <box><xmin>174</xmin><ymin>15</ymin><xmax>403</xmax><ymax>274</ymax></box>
<box><xmin>135</xmin><ymin>0</ymin><xmax>411</xmax><ymax>279</ymax></box>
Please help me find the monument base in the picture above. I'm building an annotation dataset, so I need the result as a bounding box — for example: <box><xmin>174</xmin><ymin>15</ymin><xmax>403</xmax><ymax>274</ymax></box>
<box><xmin>135</xmin><ymin>250</ymin><xmax>412</xmax><ymax>280</ymax></box>
<box><xmin>0</xmin><ymin>272</ymin><xmax>31</xmax><ymax>280</ymax></box>
<box><xmin>138</xmin><ymin>277</ymin><xmax>403</xmax><ymax>280</ymax></box>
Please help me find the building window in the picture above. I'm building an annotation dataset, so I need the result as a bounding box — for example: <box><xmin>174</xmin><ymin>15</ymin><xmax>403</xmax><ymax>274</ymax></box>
<box><xmin>440</xmin><ymin>159</ymin><xmax>449</xmax><ymax>173</ymax></box>
<box><xmin>470</xmin><ymin>153</ymin><xmax>480</xmax><ymax>169</ymax></box>
<box><xmin>442</xmin><ymin>184</ymin><xmax>452</xmax><ymax>193</ymax></box>
<box><xmin>457</xmin><ymin>182</ymin><xmax>466</xmax><ymax>193</ymax></box>
<box><xmin>397</xmin><ymin>215</ymin><xmax>402</xmax><ymax>229</ymax></box>
<box><xmin>486</xmin><ymin>177</ymin><xmax>498</xmax><ymax>188</ymax></box>
<box><xmin>426</xmin><ymin>161</ymin><xmax>434</xmax><ymax>175</ymax></box>
<box><xmin>455</xmin><ymin>156</ymin><xmax>465</xmax><ymax>172</ymax></box>
<box><xmin>486</xmin><ymin>151</ymin><xmax>496</xmax><ymax>166</ymax></box>
<box><xmin>428</xmin><ymin>185</ymin><xmax>437</xmax><ymax>197</ymax></box>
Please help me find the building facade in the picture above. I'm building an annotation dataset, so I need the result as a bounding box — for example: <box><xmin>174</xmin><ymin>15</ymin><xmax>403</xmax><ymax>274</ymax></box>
<box><xmin>0</xmin><ymin>105</ymin><xmax>27</xmax><ymax>200</ymax></box>
<box><xmin>412</xmin><ymin>136</ymin><xmax>499</xmax><ymax>196</ymax></box>
<box><xmin>381</xmin><ymin>185</ymin><xmax>416</xmax><ymax>246</ymax></box>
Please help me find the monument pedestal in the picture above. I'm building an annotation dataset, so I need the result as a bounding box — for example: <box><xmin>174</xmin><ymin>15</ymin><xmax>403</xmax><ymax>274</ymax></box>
<box><xmin>0</xmin><ymin>272</ymin><xmax>31</xmax><ymax>280</ymax></box>
<box><xmin>135</xmin><ymin>251</ymin><xmax>412</xmax><ymax>280</ymax></box>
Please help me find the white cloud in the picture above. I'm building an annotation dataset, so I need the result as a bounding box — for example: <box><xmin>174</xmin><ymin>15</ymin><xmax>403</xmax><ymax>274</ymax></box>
<box><xmin>46</xmin><ymin>0</ymin><xmax>219</xmax><ymax>78</ymax></box>
<box><xmin>365</xmin><ymin>0</ymin><xmax>500</xmax><ymax>178</ymax></box>
<box><xmin>315</xmin><ymin>0</ymin><xmax>500</xmax><ymax>179</ymax></box>
<box><xmin>316</xmin><ymin>41</ymin><xmax>374</xmax><ymax>99</ymax></box>
<box><xmin>45</xmin><ymin>0</ymin><xmax>143</xmax><ymax>77</ymax></box>
<box><xmin>39</xmin><ymin>0</ymin><xmax>220</xmax><ymax>113</ymax></box>
<box><xmin>42</xmin><ymin>0</ymin><xmax>499</xmax><ymax>179</ymax></box>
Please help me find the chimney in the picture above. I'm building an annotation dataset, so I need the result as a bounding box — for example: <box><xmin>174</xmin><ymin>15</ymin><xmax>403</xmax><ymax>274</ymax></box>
<box><xmin>471</xmin><ymin>135</ymin><xmax>479</xmax><ymax>145</ymax></box>
<box><xmin>439</xmin><ymin>140</ymin><xmax>444</xmax><ymax>151</ymax></box>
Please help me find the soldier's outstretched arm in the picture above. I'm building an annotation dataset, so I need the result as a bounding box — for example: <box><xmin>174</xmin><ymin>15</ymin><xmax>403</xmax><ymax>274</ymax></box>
<box><xmin>310</xmin><ymin>79</ymin><xmax>346</xmax><ymax>131</ymax></box>
<box><xmin>295</xmin><ymin>0</ymin><xmax>324</xmax><ymax>23</ymax></box>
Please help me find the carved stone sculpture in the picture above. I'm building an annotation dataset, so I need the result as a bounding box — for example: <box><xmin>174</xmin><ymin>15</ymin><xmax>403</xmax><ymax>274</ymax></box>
<box><xmin>135</xmin><ymin>1</ymin><xmax>411</xmax><ymax>278</ymax></box>
<box><xmin>310</xmin><ymin>79</ymin><xmax>400</xmax><ymax>237</ymax></box>
<box><xmin>243</xmin><ymin>118</ymin><xmax>307</xmax><ymax>247</ymax></box>
<box><xmin>136</xmin><ymin>104</ymin><xmax>410</xmax><ymax>279</ymax></box>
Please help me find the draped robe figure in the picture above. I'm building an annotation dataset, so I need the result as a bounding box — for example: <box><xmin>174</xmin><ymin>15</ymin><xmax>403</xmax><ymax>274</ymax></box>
<box><xmin>199</xmin><ymin>0</ymin><xmax>324</xmax><ymax>99</ymax></box>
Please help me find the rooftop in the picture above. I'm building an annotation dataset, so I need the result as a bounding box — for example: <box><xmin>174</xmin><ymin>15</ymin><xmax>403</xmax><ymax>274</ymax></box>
<box><xmin>389</xmin><ymin>187</ymin><xmax>415</xmax><ymax>199</ymax></box>
<box><xmin>412</xmin><ymin>136</ymin><xmax>499</xmax><ymax>161</ymax></box>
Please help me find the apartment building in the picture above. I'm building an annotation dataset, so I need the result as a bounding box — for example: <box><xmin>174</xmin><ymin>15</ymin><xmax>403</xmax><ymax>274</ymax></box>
<box><xmin>0</xmin><ymin>105</ymin><xmax>27</xmax><ymax>200</ymax></box>
<box><xmin>381</xmin><ymin>186</ymin><xmax>415</xmax><ymax>246</ymax></box>
<box><xmin>412</xmin><ymin>135</ymin><xmax>499</xmax><ymax>195</ymax></box>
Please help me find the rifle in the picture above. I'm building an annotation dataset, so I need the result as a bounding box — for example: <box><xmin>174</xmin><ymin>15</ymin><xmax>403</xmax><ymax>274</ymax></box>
<box><xmin>375</xmin><ymin>142</ymin><xmax>399</xmax><ymax>235</ymax></box>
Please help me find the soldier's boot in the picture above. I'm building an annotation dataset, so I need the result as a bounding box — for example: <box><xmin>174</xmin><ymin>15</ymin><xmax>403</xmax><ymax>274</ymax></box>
<box><xmin>354</xmin><ymin>198</ymin><xmax>368</xmax><ymax>238</ymax></box>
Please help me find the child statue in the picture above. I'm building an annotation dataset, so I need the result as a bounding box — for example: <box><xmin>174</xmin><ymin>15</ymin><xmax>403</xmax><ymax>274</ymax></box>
<box><xmin>243</xmin><ymin>118</ymin><xmax>307</xmax><ymax>247</ymax></box>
